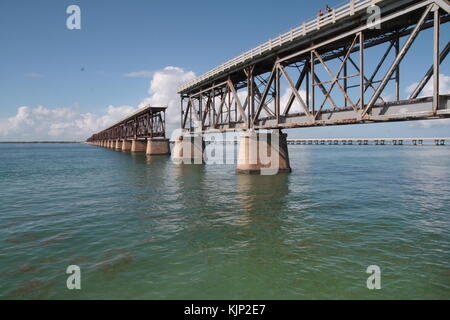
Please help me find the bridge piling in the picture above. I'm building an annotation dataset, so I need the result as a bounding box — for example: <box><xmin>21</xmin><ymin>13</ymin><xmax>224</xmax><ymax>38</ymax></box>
<box><xmin>131</xmin><ymin>140</ymin><xmax>146</xmax><ymax>152</ymax></box>
<box><xmin>172</xmin><ymin>135</ymin><xmax>204</xmax><ymax>164</ymax></box>
<box><xmin>146</xmin><ymin>138</ymin><xmax>170</xmax><ymax>155</ymax></box>
<box><xmin>122</xmin><ymin>140</ymin><xmax>131</xmax><ymax>151</ymax></box>
<box><xmin>236</xmin><ymin>130</ymin><xmax>291</xmax><ymax>174</ymax></box>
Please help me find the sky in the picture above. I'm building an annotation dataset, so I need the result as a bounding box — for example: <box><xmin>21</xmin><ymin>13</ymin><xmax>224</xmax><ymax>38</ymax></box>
<box><xmin>0</xmin><ymin>0</ymin><xmax>449</xmax><ymax>141</ymax></box>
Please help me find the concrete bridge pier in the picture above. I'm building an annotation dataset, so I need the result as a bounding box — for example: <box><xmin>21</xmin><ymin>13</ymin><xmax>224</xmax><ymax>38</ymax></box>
<box><xmin>236</xmin><ymin>130</ymin><xmax>291</xmax><ymax>174</ymax></box>
<box><xmin>172</xmin><ymin>135</ymin><xmax>204</xmax><ymax>164</ymax></box>
<box><xmin>122</xmin><ymin>140</ymin><xmax>131</xmax><ymax>151</ymax></box>
<box><xmin>131</xmin><ymin>139</ymin><xmax>146</xmax><ymax>152</ymax></box>
<box><xmin>115</xmin><ymin>140</ymin><xmax>122</xmax><ymax>150</ymax></box>
<box><xmin>146</xmin><ymin>138</ymin><xmax>170</xmax><ymax>155</ymax></box>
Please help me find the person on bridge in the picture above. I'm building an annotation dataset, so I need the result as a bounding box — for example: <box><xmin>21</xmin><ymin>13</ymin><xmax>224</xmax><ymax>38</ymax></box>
<box><xmin>318</xmin><ymin>9</ymin><xmax>324</xmax><ymax>18</ymax></box>
<box><xmin>326</xmin><ymin>5</ymin><xmax>332</xmax><ymax>13</ymax></box>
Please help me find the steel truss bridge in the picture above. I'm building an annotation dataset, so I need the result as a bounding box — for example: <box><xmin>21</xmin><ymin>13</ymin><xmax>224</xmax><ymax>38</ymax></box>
<box><xmin>86</xmin><ymin>106</ymin><xmax>167</xmax><ymax>142</ymax></box>
<box><xmin>178</xmin><ymin>0</ymin><xmax>450</xmax><ymax>134</ymax></box>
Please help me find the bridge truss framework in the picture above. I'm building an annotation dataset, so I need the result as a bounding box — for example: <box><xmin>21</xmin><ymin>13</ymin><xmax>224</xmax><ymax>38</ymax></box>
<box><xmin>178</xmin><ymin>0</ymin><xmax>450</xmax><ymax>134</ymax></box>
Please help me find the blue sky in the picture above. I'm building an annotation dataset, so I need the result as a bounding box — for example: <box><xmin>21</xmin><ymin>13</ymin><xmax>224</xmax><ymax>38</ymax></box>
<box><xmin>0</xmin><ymin>0</ymin><xmax>449</xmax><ymax>140</ymax></box>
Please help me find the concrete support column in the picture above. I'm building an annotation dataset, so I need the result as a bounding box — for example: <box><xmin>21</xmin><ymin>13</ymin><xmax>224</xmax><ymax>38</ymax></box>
<box><xmin>131</xmin><ymin>139</ymin><xmax>146</xmax><ymax>152</ymax></box>
<box><xmin>115</xmin><ymin>140</ymin><xmax>122</xmax><ymax>150</ymax></box>
<box><xmin>108</xmin><ymin>140</ymin><xmax>112</xmax><ymax>148</ymax></box>
<box><xmin>172</xmin><ymin>135</ymin><xmax>204</xmax><ymax>164</ymax></box>
<box><xmin>121</xmin><ymin>140</ymin><xmax>131</xmax><ymax>151</ymax></box>
<box><xmin>236</xmin><ymin>130</ymin><xmax>291</xmax><ymax>174</ymax></box>
<box><xmin>146</xmin><ymin>138</ymin><xmax>170</xmax><ymax>155</ymax></box>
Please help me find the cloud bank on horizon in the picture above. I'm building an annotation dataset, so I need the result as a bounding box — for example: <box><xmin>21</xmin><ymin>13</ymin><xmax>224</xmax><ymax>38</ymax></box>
<box><xmin>0</xmin><ymin>68</ymin><xmax>449</xmax><ymax>141</ymax></box>
<box><xmin>0</xmin><ymin>66</ymin><xmax>195</xmax><ymax>141</ymax></box>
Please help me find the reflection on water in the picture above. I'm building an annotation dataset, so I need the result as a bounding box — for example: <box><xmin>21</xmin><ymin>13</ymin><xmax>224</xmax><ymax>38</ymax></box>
<box><xmin>0</xmin><ymin>144</ymin><xmax>449</xmax><ymax>299</ymax></box>
<box><xmin>237</xmin><ymin>174</ymin><xmax>290</xmax><ymax>213</ymax></box>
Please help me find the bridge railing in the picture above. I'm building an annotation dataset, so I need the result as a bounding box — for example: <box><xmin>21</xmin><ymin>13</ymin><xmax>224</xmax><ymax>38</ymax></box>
<box><xmin>178</xmin><ymin>0</ymin><xmax>382</xmax><ymax>93</ymax></box>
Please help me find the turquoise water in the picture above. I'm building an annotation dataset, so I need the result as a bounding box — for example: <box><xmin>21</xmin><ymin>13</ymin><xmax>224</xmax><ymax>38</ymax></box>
<box><xmin>0</xmin><ymin>143</ymin><xmax>449</xmax><ymax>299</ymax></box>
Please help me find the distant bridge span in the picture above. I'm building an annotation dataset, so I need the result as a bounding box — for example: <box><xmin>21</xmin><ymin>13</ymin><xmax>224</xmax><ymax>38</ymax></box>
<box><xmin>178</xmin><ymin>0</ymin><xmax>450</xmax><ymax>133</ymax></box>
<box><xmin>86</xmin><ymin>105</ymin><xmax>171</xmax><ymax>155</ymax></box>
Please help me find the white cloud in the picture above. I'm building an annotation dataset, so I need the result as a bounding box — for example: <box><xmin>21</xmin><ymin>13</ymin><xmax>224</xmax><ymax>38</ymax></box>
<box><xmin>406</xmin><ymin>73</ymin><xmax>450</xmax><ymax>97</ymax></box>
<box><xmin>280</xmin><ymin>87</ymin><xmax>308</xmax><ymax>113</ymax></box>
<box><xmin>0</xmin><ymin>66</ymin><xmax>196</xmax><ymax>141</ymax></box>
<box><xmin>122</xmin><ymin>70</ymin><xmax>154</xmax><ymax>78</ymax></box>
<box><xmin>0</xmin><ymin>105</ymin><xmax>136</xmax><ymax>141</ymax></box>
<box><xmin>138</xmin><ymin>66</ymin><xmax>196</xmax><ymax>134</ymax></box>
